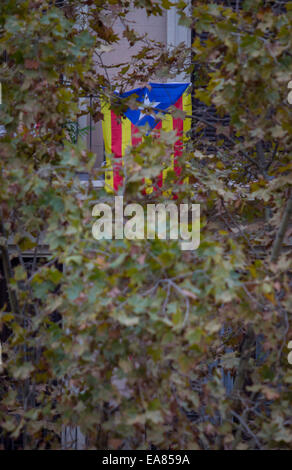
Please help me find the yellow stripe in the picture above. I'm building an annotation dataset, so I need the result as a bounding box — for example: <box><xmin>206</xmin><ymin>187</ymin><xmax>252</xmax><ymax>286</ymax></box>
<box><xmin>139</xmin><ymin>134</ymin><xmax>152</xmax><ymax>194</ymax></box>
<box><xmin>183</xmin><ymin>90</ymin><xmax>192</xmax><ymax>141</ymax></box>
<box><xmin>162</xmin><ymin>112</ymin><xmax>173</xmax><ymax>133</ymax></box>
<box><xmin>161</xmin><ymin>112</ymin><xmax>174</xmax><ymax>193</ymax></box>
<box><xmin>101</xmin><ymin>100</ymin><xmax>114</xmax><ymax>192</ymax></box>
<box><xmin>183</xmin><ymin>90</ymin><xmax>192</xmax><ymax>185</ymax></box>
<box><xmin>122</xmin><ymin>116</ymin><xmax>132</xmax><ymax>156</ymax></box>
<box><xmin>145</xmin><ymin>178</ymin><xmax>153</xmax><ymax>194</ymax></box>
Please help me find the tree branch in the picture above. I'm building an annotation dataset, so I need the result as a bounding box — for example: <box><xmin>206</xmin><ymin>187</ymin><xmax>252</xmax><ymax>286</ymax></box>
<box><xmin>0</xmin><ymin>209</ymin><xmax>19</xmax><ymax>314</ymax></box>
<box><xmin>271</xmin><ymin>195</ymin><xmax>292</xmax><ymax>263</ymax></box>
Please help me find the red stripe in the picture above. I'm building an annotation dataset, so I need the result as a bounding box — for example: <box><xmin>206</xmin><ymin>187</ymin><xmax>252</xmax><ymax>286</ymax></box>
<box><xmin>131</xmin><ymin>122</ymin><xmax>148</xmax><ymax>193</ymax></box>
<box><xmin>173</xmin><ymin>96</ymin><xmax>183</xmax><ymax>179</ymax></box>
<box><xmin>154</xmin><ymin>120</ymin><xmax>162</xmax><ymax>131</ymax></box>
<box><xmin>111</xmin><ymin>111</ymin><xmax>123</xmax><ymax>191</ymax></box>
<box><xmin>131</xmin><ymin>123</ymin><xmax>142</xmax><ymax>147</ymax></box>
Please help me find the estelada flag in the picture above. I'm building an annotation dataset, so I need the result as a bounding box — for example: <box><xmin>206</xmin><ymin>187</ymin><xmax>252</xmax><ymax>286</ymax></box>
<box><xmin>101</xmin><ymin>83</ymin><xmax>191</xmax><ymax>192</ymax></box>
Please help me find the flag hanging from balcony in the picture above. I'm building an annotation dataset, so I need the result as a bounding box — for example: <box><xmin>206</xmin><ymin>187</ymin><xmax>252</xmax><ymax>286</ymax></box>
<box><xmin>102</xmin><ymin>82</ymin><xmax>191</xmax><ymax>192</ymax></box>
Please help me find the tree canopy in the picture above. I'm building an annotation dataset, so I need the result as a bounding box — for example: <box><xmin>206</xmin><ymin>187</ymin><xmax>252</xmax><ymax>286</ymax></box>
<box><xmin>0</xmin><ymin>0</ymin><xmax>291</xmax><ymax>450</ymax></box>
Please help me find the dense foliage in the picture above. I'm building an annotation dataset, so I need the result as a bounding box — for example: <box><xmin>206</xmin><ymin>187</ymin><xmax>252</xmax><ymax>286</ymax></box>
<box><xmin>0</xmin><ymin>0</ymin><xmax>291</xmax><ymax>449</ymax></box>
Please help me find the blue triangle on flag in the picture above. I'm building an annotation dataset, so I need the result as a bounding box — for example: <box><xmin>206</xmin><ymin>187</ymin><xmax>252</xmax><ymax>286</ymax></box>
<box><xmin>118</xmin><ymin>82</ymin><xmax>190</xmax><ymax>130</ymax></box>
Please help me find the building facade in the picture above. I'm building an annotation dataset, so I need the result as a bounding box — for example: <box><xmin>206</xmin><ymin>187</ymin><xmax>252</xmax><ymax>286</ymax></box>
<box><xmin>79</xmin><ymin>5</ymin><xmax>191</xmax><ymax>169</ymax></box>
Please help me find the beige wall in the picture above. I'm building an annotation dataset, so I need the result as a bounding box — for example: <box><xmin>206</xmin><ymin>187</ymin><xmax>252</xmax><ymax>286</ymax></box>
<box><xmin>98</xmin><ymin>9</ymin><xmax>167</xmax><ymax>83</ymax></box>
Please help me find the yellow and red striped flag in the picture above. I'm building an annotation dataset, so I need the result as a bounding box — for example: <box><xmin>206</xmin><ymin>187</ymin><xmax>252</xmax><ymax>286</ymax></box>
<box><xmin>102</xmin><ymin>83</ymin><xmax>191</xmax><ymax>193</ymax></box>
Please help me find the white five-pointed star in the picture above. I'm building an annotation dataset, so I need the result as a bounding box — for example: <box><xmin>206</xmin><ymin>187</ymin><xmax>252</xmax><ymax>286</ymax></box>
<box><xmin>138</xmin><ymin>93</ymin><xmax>160</xmax><ymax>122</ymax></box>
